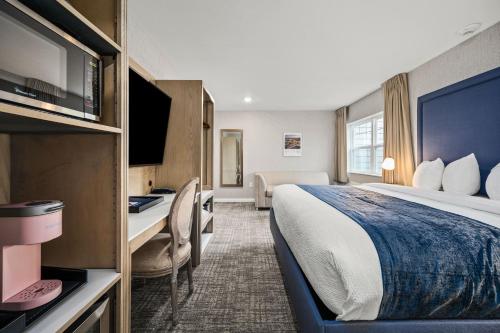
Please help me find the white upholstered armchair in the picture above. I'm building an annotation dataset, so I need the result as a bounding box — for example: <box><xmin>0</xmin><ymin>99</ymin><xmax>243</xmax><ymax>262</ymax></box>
<box><xmin>254</xmin><ymin>171</ymin><xmax>330</xmax><ymax>209</ymax></box>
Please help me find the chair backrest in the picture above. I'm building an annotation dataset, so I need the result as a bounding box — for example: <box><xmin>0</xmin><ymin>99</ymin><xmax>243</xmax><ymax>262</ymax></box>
<box><xmin>168</xmin><ymin>178</ymin><xmax>199</xmax><ymax>253</ymax></box>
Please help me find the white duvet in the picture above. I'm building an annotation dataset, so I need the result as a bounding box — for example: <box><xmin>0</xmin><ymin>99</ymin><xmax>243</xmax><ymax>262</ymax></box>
<box><xmin>272</xmin><ymin>183</ymin><xmax>500</xmax><ymax>321</ymax></box>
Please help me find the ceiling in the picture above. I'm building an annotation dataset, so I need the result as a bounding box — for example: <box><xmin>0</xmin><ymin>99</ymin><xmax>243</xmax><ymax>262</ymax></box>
<box><xmin>128</xmin><ymin>0</ymin><xmax>500</xmax><ymax>112</ymax></box>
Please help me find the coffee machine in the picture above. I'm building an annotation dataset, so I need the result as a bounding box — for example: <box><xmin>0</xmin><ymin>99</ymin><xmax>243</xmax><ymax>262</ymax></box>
<box><xmin>0</xmin><ymin>201</ymin><xmax>64</xmax><ymax>311</ymax></box>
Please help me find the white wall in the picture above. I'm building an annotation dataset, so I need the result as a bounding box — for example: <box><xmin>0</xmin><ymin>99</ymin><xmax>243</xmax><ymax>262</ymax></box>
<box><xmin>127</xmin><ymin>2</ymin><xmax>176</xmax><ymax>78</ymax></box>
<box><xmin>214</xmin><ymin>111</ymin><xmax>335</xmax><ymax>200</ymax></box>
<box><xmin>346</xmin><ymin>22</ymin><xmax>500</xmax><ymax>183</ymax></box>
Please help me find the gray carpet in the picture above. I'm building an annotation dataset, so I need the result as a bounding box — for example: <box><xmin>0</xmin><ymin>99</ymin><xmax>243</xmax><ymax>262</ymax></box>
<box><xmin>131</xmin><ymin>203</ymin><xmax>297</xmax><ymax>332</ymax></box>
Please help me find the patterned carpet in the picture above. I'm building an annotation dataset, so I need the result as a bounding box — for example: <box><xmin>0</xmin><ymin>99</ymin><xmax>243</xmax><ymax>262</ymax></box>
<box><xmin>131</xmin><ymin>203</ymin><xmax>297</xmax><ymax>332</ymax></box>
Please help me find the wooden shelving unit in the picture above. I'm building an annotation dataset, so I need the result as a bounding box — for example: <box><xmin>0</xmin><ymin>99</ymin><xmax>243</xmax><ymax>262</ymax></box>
<box><xmin>152</xmin><ymin>80</ymin><xmax>215</xmax><ymax>267</ymax></box>
<box><xmin>0</xmin><ymin>0</ymin><xmax>129</xmax><ymax>332</ymax></box>
<box><xmin>198</xmin><ymin>190</ymin><xmax>214</xmax><ymax>258</ymax></box>
<box><xmin>200</xmin><ymin>207</ymin><xmax>214</xmax><ymax>231</ymax></box>
<box><xmin>154</xmin><ymin>80</ymin><xmax>214</xmax><ymax>191</ymax></box>
<box><xmin>0</xmin><ymin>102</ymin><xmax>122</xmax><ymax>134</ymax></box>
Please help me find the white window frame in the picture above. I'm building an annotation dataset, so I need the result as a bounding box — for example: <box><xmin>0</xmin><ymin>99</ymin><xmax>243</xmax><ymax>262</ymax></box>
<box><xmin>347</xmin><ymin>112</ymin><xmax>384</xmax><ymax>176</ymax></box>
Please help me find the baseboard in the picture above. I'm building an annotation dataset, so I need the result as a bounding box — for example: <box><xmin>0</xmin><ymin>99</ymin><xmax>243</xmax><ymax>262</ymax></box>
<box><xmin>214</xmin><ymin>198</ymin><xmax>255</xmax><ymax>203</ymax></box>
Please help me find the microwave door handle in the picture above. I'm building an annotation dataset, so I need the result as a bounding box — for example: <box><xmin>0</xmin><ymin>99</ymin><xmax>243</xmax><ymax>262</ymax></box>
<box><xmin>71</xmin><ymin>298</ymin><xmax>109</xmax><ymax>333</ymax></box>
<box><xmin>98</xmin><ymin>59</ymin><xmax>103</xmax><ymax>118</ymax></box>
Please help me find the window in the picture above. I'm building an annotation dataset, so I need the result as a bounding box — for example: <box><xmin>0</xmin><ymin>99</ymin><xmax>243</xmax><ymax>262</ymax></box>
<box><xmin>347</xmin><ymin>112</ymin><xmax>384</xmax><ymax>176</ymax></box>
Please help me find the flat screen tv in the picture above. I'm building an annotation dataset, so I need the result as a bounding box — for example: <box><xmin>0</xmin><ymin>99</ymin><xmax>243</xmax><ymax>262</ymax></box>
<box><xmin>129</xmin><ymin>69</ymin><xmax>171</xmax><ymax>166</ymax></box>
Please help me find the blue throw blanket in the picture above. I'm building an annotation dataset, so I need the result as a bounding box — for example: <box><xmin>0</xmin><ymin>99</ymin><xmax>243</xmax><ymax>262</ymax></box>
<box><xmin>298</xmin><ymin>185</ymin><xmax>500</xmax><ymax>319</ymax></box>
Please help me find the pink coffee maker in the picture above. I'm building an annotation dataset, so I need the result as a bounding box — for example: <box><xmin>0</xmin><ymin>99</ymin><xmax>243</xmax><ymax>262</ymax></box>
<box><xmin>0</xmin><ymin>200</ymin><xmax>64</xmax><ymax>311</ymax></box>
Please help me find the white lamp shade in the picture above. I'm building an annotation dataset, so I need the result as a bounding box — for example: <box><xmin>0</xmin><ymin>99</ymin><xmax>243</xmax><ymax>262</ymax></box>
<box><xmin>382</xmin><ymin>157</ymin><xmax>395</xmax><ymax>171</ymax></box>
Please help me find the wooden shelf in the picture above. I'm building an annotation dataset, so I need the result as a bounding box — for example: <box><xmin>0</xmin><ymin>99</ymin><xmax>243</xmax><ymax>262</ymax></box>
<box><xmin>200</xmin><ymin>209</ymin><xmax>214</xmax><ymax>232</ymax></box>
<box><xmin>25</xmin><ymin>269</ymin><xmax>120</xmax><ymax>333</ymax></box>
<box><xmin>201</xmin><ymin>233</ymin><xmax>213</xmax><ymax>254</ymax></box>
<box><xmin>0</xmin><ymin>103</ymin><xmax>122</xmax><ymax>134</ymax></box>
<box><xmin>18</xmin><ymin>0</ymin><xmax>121</xmax><ymax>55</ymax></box>
<box><xmin>197</xmin><ymin>190</ymin><xmax>214</xmax><ymax>205</ymax></box>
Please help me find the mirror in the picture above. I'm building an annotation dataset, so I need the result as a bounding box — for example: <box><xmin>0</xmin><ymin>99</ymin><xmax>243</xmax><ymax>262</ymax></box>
<box><xmin>220</xmin><ymin>129</ymin><xmax>243</xmax><ymax>187</ymax></box>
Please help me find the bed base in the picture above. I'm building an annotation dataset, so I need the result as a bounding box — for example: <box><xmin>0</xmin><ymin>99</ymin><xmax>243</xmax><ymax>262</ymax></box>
<box><xmin>270</xmin><ymin>209</ymin><xmax>500</xmax><ymax>333</ymax></box>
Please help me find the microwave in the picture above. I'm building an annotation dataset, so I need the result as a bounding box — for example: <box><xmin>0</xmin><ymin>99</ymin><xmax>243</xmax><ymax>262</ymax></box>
<box><xmin>0</xmin><ymin>0</ymin><xmax>102</xmax><ymax>121</ymax></box>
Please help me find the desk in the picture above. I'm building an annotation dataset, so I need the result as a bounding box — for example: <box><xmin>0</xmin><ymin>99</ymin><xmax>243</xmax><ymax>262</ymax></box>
<box><xmin>128</xmin><ymin>191</ymin><xmax>214</xmax><ymax>257</ymax></box>
<box><xmin>128</xmin><ymin>193</ymin><xmax>176</xmax><ymax>253</ymax></box>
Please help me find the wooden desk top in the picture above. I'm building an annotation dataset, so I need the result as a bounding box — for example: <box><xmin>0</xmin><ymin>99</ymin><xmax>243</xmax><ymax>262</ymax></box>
<box><xmin>128</xmin><ymin>193</ymin><xmax>176</xmax><ymax>253</ymax></box>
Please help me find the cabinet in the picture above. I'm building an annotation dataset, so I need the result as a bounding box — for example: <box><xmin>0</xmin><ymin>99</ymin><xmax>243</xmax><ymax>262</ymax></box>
<box><xmin>154</xmin><ymin>80</ymin><xmax>215</xmax><ymax>267</ymax></box>
<box><xmin>0</xmin><ymin>0</ymin><xmax>129</xmax><ymax>331</ymax></box>
<box><xmin>154</xmin><ymin>80</ymin><xmax>214</xmax><ymax>191</ymax></box>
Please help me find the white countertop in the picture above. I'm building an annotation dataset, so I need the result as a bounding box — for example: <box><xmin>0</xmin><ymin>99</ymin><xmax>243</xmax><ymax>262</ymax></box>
<box><xmin>128</xmin><ymin>194</ymin><xmax>176</xmax><ymax>242</ymax></box>
<box><xmin>25</xmin><ymin>269</ymin><xmax>120</xmax><ymax>333</ymax></box>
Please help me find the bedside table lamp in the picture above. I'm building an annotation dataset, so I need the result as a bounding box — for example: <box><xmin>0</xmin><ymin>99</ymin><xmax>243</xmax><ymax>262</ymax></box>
<box><xmin>382</xmin><ymin>157</ymin><xmax>395</xmax><ymax>184</ymax></box>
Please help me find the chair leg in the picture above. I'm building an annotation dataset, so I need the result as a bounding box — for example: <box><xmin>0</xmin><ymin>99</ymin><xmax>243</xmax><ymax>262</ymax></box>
<box><xmin>187</xmin><ymin>257</ymin><xmax>194</xmax><ymax>295</ymax></box>
<box><xmin>171</xmin><ymin>274</ymin><xmax>178</xmax><ymax>326</ymax></box>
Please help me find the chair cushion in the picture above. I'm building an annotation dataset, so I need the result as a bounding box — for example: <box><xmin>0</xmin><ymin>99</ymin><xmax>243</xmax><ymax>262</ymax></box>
<box><xmin>132</xmin><ymin>233</ymin><xmax>191</xmax><ymax>277</ymax></box>
<box><xmin>265</xmin><ymin>185</ymin><xmax>274</xmax><ymax>197</ymax></box>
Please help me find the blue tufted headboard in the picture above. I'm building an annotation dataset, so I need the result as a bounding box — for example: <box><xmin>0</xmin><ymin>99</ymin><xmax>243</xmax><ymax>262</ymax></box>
<box><xmin>417</xmin><ymin>66</ymin><xmax>500</xmax><ymax>195</ymax></box>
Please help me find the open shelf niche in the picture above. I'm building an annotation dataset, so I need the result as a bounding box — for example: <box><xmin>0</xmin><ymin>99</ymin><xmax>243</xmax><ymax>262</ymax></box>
<box><xmin>5</xmin><ymin>0</ymin><xmax>124</xmax><ymax>131</ymax></box>
<box><xmin>203</xmin><ymin>89</ymin><xmax>214</xmax><ymax>191</ymax></box>
<box><xmin>19</xmin><ymin>0</ymin><xmax>122</xmax><ymax>54</ymax></box>
<box><xmin>0</xmin><ymin>0</ymin><xmax>129</xmax><ymax>331</ymax></box>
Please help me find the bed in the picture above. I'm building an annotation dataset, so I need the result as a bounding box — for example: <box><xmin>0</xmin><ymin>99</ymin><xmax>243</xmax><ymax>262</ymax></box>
<box><xmin>271</xmin><ymin>66</ymin><xmax>500</xmax><ymax>333</ymax></box>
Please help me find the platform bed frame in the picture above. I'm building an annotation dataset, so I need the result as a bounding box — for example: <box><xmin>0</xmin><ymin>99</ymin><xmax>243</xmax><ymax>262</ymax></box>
<box><xmin>270</xmin><ymin>66</ymin><xmax>500</xmax><ymax>333</ymax></box>
<box><xmin>270</xmin><ymin>210</ymin><xmax>500</xmax><ymax>333</ymax></box>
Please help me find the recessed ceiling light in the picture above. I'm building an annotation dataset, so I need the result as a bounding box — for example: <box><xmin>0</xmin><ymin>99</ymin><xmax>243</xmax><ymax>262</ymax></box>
<box><xmin>243</xmin><ymin>96</ymin><xmax>253</xmax><ymax>103</ymax></box>
<box><xmin>458</xmin><ymin>23</ymin><xmax>482</xmax><ymax>36</ymax></box>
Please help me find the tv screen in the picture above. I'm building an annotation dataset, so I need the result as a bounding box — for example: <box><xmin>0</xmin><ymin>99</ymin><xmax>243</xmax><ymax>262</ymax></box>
<box><xmin>129</xmin><ymin>69</ymin><xmax>171</xmax><ymax>166</ymax></box>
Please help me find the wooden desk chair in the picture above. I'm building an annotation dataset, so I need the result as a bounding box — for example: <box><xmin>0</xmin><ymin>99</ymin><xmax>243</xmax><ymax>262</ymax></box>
<box><xmin>132</xmin><ymin>177</ymin><xmax>199</xmax><ymax>326</ymax></box>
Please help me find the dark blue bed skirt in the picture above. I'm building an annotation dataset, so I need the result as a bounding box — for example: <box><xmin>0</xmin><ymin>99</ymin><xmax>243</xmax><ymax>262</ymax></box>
<box><xmin>269</xmin><ymin>209</ymin><xmax>500</xmax><ymax>333</ymax></box>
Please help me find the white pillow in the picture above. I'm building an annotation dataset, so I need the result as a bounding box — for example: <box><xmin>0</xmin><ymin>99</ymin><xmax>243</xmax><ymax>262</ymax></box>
<box><xmin>413</xmin><ymin>158</ymin><xmax>444</xmax><ymax>190</ymax></box>
<box><xmin>442</xmin><ymin>153</ymin><xmax>480</xmax><ymax>195</ymax></box>
<box><xmin>486</xmin><ymin>163</ymin><xmax>500</xmax><ymax>200</ymax></box>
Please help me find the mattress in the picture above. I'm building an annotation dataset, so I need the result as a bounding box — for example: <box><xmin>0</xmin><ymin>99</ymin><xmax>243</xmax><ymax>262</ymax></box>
<box><xmin>272</xmin><ymin>183</ymin><xmax>500</xmax><ymax>321</ymax></box>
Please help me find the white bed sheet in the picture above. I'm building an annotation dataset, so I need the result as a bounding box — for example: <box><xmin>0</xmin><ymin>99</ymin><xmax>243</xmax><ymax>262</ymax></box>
<box><xmin>272</xmin><ymin>183</ymin><xmax>500</xmax><ymax>321</ymax></box>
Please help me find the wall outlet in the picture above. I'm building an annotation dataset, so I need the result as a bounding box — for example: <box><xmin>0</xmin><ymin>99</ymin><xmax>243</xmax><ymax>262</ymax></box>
<box><xmin>249</xmin><ymin>182</ymin><xmax>254</xmax><ymax>188</ymax></box>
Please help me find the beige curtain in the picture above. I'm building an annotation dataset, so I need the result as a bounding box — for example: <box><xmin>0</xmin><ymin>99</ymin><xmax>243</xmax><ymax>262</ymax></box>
<box><xmin>334</xmin><ymin>107</ymin><xmax>349</xmax><ymax>183</ymax></box>
<box><xmin>383</xmin><ymin>73</ymin><xmax>415</xmax><ymax>185</ymax></box>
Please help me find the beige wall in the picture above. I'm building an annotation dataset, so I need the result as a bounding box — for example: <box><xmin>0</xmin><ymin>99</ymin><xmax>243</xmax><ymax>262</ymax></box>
<box><xmin>408</xmin><ymin>22</ymin><xmax>500</xmax><ymax>160</ymax></box>
<box><xmin>214</xmin><ymin>111</ymin><xmax>335</xmax><ymax>200</ymax></box>
<box><xmin>346</xmin><ymin>22</ymin><xmax>500</xmax><ymax>184</ymax></box>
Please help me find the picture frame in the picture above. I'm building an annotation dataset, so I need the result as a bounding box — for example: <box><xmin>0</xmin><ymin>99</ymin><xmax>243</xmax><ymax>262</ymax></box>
<box><xmin>283</xmin><ymin>132</ymin><xmax>302</xmax><ymax>157</ymax></box>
